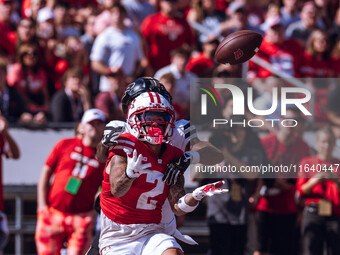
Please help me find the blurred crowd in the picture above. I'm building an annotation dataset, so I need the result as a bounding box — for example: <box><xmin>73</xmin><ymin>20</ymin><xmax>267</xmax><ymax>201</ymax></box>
<box><xmin>0</xmin><ymin>0</ymin><xmax>340</xmax><ymax>132</ymax></box>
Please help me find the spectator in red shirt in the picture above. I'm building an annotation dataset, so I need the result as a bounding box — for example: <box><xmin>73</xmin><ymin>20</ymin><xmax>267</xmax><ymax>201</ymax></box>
<box><xmin>255</xmin><ymin>107</ymin><xmax>311</xmax><ymax>255</ymax></box>
<box><xmin>297</xmin><ymin>127</ymin><xmax>340</xmax><ymax>255</ymax></box>
<box><xmin>54</xmin><ymin>36</ymin><xmax>90</xmax><ymax>91</ymax></box>
<box><xmin>36</xmin><ymin>7</ymin><xmax>61</xmax><ymax>92</ymax></box>
<box><xmin>35</xmin><ymin>109</ymin><xmax>106</xmax><ymax>255</ymax></box>
<box><xmin>300</xmin><ymin>30</ymin><xmax>334</xmax><ymax>78</ymax></box>
<box><xmin>22</xmin><ymin>0</ymin><xmax>44</xmax><ymax>20</ymax></box>
<box><xmin>6</xmin><ymin>42</ymin><xmax>49</xmax><ymax>126</ymax></box>
<box><xmin>248</xmin><ymin>18</ymin><xmax>303</xmax><ymax>79</ymax></box>
<box><xmin>15</xmin><ymin>18</ymin><xmax>37</xmax><ymax>49</ymax></box>
<box><xmin>141</xmin><ymin>0</ymin><xmax>195</xmax><ymax>70</ymax></box>
<box><xmin>0</xmin><ymin>0</ymin><xmax>16</xmax><ymax>61</ymax></box>
<box><xmin>186</xmin><ymin>37</ymin><xmax>219</xmax><ymax>77</ymax></box>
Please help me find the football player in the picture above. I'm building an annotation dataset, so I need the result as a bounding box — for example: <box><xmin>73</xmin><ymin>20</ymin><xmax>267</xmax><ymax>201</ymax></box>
<box><xmin>86</xmin><ymin>77</ymin><xmax>224</xmax><ymax>254</ymax></box>
<box><xmin>99</xmin><ymin>92</ymin><xmax>228</xmax><ymax>254</ymax></box>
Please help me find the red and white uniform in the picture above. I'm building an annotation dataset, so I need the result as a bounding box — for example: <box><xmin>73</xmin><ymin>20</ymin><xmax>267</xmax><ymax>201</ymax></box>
<box><xmin>100</xmin><ymin>133</ymin><xmax>183</xmax><ymax>224</ymax></box>
<box><xmin>45</xmin><ymin>138</ymin><xmax>105</xmax><ymax>213</ymax></box>
<box><xmin>141</xmin><ymin>13</ymin><xmax>195</xmax><ymax>70</ymax></box>
<box><xmin>99</xmin><ymin>133</ymin><xmax>184</xmax><ymax>253</ymax></box>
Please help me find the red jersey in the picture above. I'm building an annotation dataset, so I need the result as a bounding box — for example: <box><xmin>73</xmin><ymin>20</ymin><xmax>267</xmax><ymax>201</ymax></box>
<box><xmin>7</xmin><ymin>63</ymin><xmax>48</xmax><ymax>95</ymax></box>
<box><xmin>248</xmin><ymin>38</ymin><xmax>303</xmax><ymax>78</ymax></box>
<box><xmin>45</xmin><ymin>138</ymin><xmax>105</xmax><ymax>213</ymax></box>
<box><xmin>186</xmin><ymin>52</ymin><xmax>215</xmax><ymax>76</ymax></box>
<box><xmin>0</xmin><ymin>22</ymin><xmax>16</xmax><ymax>57</ymax></box>
<box><xmin>100</xmin><ymin>133</ymin><xmax>183</xmax><ymax>225</ymax></box>
<box><xmin>297</xmin><ymin>156</ymin><xmax>340</xmax><ymax>217</ymax></box>
<box><xmin>299</xmin><ymin>51</ymin><xmax>334</xmax><ymax>78</ymax></box>
<box><xmin>257</xmin><ymin>134</ymin><xmax>310</xmax><ymax>214</ymax></box>
<box><xmin>141</xmin><ymin>13</ymin><xmax>195</xmax><ymax>70</ymax></box>
<box><xmin>0</xmin><ymin>135</ymin><xmax>5</xmax><ymax>211</ymax></box>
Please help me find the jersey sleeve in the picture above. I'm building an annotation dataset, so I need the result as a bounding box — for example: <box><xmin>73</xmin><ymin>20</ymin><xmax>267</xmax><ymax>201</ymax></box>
<box><xmin>107</xmin><ymin>134</ymin><xmax>137</xmax><ymax>160</ymax></box>
<box><xmin>169</xmin><ymin>119</ymin><xmax>197</xmax><ymax>151</ymax></box>
<box><xmin>45</xmin><ymin>139</ymin><xmax>65</xmax><ymax>170</ymax></box>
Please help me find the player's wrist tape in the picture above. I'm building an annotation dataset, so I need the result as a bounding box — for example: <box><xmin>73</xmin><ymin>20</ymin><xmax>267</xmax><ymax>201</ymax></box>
<box><xmin>192</xmin><ymin>188</ymin><xmax>205</xmax><ymax>201</ymax></box>
<box><xmin>178</xmin><ymin>195</ymin><xmax>199</xmax><ymax>213</ymax></box>
<box><xmin>188</xmin><ymin>151</ymin><xmax>200</xmax><ymax>164</ymax></box>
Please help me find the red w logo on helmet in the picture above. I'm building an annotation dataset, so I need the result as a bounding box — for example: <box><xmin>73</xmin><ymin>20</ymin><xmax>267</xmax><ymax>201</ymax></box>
<box><xmin>234</xmin><ymin>49</ymin><xmax>244</xmax><ymax>60</ymax></box>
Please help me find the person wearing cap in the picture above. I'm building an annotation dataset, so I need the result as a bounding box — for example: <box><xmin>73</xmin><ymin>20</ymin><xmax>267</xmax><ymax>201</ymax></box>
<box><xmin>36</xmin><ymin>108</ymin><xmax>106</xmax><ymax>255</ymax></box>
<box><xmin>248</xmin><ymin>17</ymin><xmax>303</xmax><ymax>79</ymax></box>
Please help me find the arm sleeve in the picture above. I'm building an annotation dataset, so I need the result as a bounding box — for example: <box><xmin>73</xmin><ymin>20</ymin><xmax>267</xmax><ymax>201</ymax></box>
<box><xmin>45</xmin><ymin>139</ymin><xmax>64</xmax><ymax>170</ymax></box>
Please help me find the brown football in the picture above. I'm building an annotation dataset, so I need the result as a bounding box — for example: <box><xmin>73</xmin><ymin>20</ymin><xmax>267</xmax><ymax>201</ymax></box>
<box><xmin>214</xmin><ymin>30</ymin><xmax>263</xmax><ymax>65</ymax></box>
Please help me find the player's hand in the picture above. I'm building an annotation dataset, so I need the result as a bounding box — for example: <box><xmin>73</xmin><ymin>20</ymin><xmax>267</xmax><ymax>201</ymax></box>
<box><xmin>163</xmin><ymin>151</ymin><xmax>192</xmax><ymax>185</ymax></box>
<box><xmin>192</xmin><ymin>181</ymin><xmax>229</xmax><ymax>201</ymax></box>
<box><xmin>101</xmin><ymin>122</ymin><xmax>125</xmax><ymax>148</ymax></box>
<box><xmin>124</xmin><ymin>149</ymin><xmax>151</xmax><ymax>179</ymax></box>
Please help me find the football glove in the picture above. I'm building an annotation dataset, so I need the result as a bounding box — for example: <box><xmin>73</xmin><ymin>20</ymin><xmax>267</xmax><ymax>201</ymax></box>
<box><xmin>163</xmin><ymin>151</ymin><xmax>193</xmax><ymax>185</ymax></box>
<box><xmin>124</xmin><ymin>149</ymin><xmax>151</xmax><ymax>179</ymax></box>
<box><xmin>101</xmin><ymin>121</ymin><xmax>125</xmax><ymax>148</ymax></box>
<box><xmin>192</xmin><ymin>181</ymin><xmax>229</xmax><ymax>201</ymax></box>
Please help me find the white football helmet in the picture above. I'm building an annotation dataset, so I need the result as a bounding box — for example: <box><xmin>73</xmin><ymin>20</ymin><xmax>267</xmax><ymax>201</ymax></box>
<box><xmin>127</xmin><ymin>92</ymin><xmax>175</xmax><ymax>145</ymax></box>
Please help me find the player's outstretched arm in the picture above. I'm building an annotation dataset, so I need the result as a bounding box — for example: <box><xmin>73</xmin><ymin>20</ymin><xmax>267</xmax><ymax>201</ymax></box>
<box><xmin>169</xmin><ymin>179</ymin><xmax>228</xmax><ymax>216</ymax></box>
<box><xmin>108</xmin><ymin>155</ymin><xmax>133</xmax><ymax>197</ymax></box>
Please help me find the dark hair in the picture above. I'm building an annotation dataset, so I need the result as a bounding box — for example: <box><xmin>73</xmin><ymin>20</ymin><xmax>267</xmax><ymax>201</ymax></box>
<box><xmin>62</xmin><ymin>67</ymin><xmax>83</xmax><ymax>86</ymax></box>
<box><xmin>160</xmin><ymin>73</ymin><xmax>175</xmax><ymax>85</ymax></box>
<box><xmin>53</xmin><ymin>1</ymin><xmax>71</xmax><ymax>9</ymax></box>
<box><xmin>110</xmin><ymin>3</ymin><xmax>127</xmax><ymax>15</ymax></box>
<box><xmin>170</xmin><ymin>47</ymin><xmax>191</xmax><ymax>59</ymax></box>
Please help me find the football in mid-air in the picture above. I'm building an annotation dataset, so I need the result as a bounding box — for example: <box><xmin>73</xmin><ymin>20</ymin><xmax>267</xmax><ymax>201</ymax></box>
<box><xmin>214</xmin><ymin>30</ymin><xmax>263</xmax><ymax>65</ymax></box>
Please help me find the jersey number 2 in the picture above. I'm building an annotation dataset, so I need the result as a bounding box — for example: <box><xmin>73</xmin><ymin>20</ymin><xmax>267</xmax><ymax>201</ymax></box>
<box><xmin>136</xmin><ymin>171</ymin><xmax>165</xmax><ymax>210</ymax></box>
